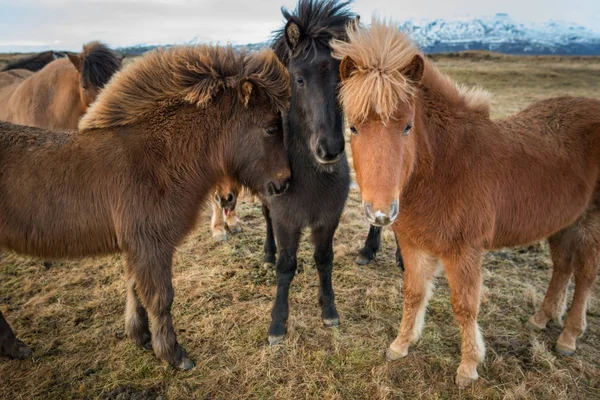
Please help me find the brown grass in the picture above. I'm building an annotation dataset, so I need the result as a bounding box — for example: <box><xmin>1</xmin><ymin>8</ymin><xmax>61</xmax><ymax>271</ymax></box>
<box><xmin>1</xmin><ymin>52</ymin><xmax>599</xmax><ymax>399</ymax></box>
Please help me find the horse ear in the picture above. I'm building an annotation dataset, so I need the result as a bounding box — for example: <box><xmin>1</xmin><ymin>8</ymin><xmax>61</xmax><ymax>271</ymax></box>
<box><xmin>239</xmin><ymin>80</ymin><xmax>254</xmax><ymax>108</ymax></box>
<box><xmin>351</xmin><ymin>15</ymin><xmax>360</xmax><ymax>30</ymax></box>
<box><xmin>401</xmin><ymin>54</ymin><xmax>425</xmax><ymax>83</ymax></box>
<box><xmin>284</xmin><ymin>20</ymin><xmax>304</xmax><ymax>50</ymax></box>
<box><xmin>339</xmin><ymin>56</ymin><xmax>357</xmax><ymax>82</ymax></box>
<box><xmin>67</xmin><ymin>53</ymin><xmax>83</xmax><ymax>72</ymax></box>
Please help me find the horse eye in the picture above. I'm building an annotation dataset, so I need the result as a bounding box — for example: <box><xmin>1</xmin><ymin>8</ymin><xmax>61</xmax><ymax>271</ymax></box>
<box><xmin>81</xmin><ymin>84</ymin><xmax>88</xmax><ymax>90</ymax></box>
<box><xmin>264</xmin><ymin>126</ymin><xmax>278</xmax><ymax>136</ymax></box>
<box><xmin>296</xmin><ymin>77</ymin><xmax>305</xmax><ymax>87</ymax></box>
<box><xmin>349</xmin><ymin>125</ymin><xmax>358</xmax><ymax>135</ymax></box>
<box><xmin>403</xmin><ymin>123</ymin><xmax>412</xmax><ymax>135</ymax></box>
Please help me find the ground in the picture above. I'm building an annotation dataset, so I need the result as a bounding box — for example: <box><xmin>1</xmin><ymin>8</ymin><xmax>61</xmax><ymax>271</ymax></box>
<box><xmin>0</xmin><ymin>52</ymin><xmax>599</xmax><ymax>399</ymax></box>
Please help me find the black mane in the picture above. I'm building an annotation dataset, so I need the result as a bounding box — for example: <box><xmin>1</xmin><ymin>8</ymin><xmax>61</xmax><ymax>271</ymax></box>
<box><xmin>271</xmin><ymin>0</ymin><xmax>355</xmax><ymax>64</ymax></box>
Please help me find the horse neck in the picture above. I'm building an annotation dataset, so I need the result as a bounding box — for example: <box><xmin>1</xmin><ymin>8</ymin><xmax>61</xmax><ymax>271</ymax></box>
<box><xmin>410</xmin><ymin>61</ymin><xmax>489</xmax><ymax>178</ymax></box>
<box><xmin>31</xmin><ymin>59</ymin><xmax>85</xmax><ymax>130</ymax></box>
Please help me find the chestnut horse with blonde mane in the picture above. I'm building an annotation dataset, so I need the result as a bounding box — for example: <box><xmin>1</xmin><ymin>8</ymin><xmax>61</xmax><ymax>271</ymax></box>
<box><xmin>0</xmin><ymin>45</ymin><xmax>291</xmax><ymax>370</ymax></box>
<box><xmin>0</xmin><ymin>42</ymin><xmax>122</xmax><ymax>130</ymax></box>
<box><xmin>332</xmin><ymin>19</ymin><xmax>600</xmax><ymax>388</ymax></box>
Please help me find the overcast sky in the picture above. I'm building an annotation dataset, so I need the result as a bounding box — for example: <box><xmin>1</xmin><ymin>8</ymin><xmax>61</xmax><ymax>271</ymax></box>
<box><xmin>1</xmin><ymin>0</ymin><xmax>599</xmax><ymax>52</ymax></box>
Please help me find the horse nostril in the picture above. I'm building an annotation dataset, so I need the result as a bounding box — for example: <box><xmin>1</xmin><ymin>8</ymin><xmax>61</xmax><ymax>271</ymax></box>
<box><xmin>227</xmin><ymin>193</ymin><xmax>234</xmax><ymax>202</ymax></box>
<box><xmin>317</xmin><ymin>140</ymin><xmax>327</xmax><ymax>159</ymax></box>
<box><xmin>214</xmin><ymin>193</ymin><xmax>220</xmax><ymax>203</ymax></box>
<box><xmin>390</xmin><ymin>200</ymin><xmax>399</xmax><ymax>221</ymax></box>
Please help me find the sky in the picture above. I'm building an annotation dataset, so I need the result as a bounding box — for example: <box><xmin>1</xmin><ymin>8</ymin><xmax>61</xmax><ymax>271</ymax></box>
<box><xmin>0</xmin><ymin>0</ymin><xmax>599</xmax><ymax>52</ymax></box>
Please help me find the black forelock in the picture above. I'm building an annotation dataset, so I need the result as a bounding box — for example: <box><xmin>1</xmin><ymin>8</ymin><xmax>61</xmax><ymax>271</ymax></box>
<box><xmin>81</xmin><ymin>43</ymin><xmax>122</xmax><ymax>89</ymax></box>
<box><xmin>271</xmin><ymin>0</ymin><xmax>355</xmax><ymax>65</ymax></box>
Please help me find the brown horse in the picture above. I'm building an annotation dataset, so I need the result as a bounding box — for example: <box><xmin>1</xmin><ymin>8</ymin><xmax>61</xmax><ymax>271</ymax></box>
<box><xmin>332</xmin><ymin>19</ymin><xmax>600</xmax><ymax>388</ymax></box>
<box><xmin>0</xmin><ymin>44</ymin><xmax>291</xmax><ymax>370</ymax></box>
<box><xmin>0</xmin><ymin>42</ymin><xmax>122</xmax><ymax>130</ymax></box>
<box><xmin>210</xmin><ymin>177</ymin><xmax>243</xmax><ymax>241</ymax></box>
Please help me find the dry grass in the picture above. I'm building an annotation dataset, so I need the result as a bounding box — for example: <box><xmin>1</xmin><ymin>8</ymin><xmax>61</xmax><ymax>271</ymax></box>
<box><xmin>1</xmin><ymin>52</ymin><xmax>600</xmax><ymax>399</ymax></box>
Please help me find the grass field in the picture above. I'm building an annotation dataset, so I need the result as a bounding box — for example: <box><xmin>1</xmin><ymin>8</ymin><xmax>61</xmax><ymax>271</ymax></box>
<box><xmin>1</xmin><ymin>52</ymin><xmax>599</xmax><ymax>399</ymax></box>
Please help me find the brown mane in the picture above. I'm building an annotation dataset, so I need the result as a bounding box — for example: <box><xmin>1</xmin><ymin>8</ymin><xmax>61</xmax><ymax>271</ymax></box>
<box><xmin>331</xmin><ymin>18</ymin><xmax>490</xmax><ymax>123</ymax></box>
<box><xmin>80</xmin><ymin>45</ymin><xmax>290</xmax><ymax>131</ymax></box>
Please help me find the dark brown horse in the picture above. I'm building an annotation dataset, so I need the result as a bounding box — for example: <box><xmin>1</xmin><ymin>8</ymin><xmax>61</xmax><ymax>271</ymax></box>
<box><xmin>0</xmin><ymin>50</ymin><xmax>68</xmax><ymax>73</ymax></box>
<box><xmin>333</xmin><ymin>19</ymin><xmax>600</xmax><ymax>388</ymax></box>
<box><xmin>0</xmin><ymin>42</ymin><xmax>122</xmax><ymax>130</ymax></box>
<box><xmin>0</xmin><ymin>44</ymin><xmax>291</xmax><ymax>370</ymax></box>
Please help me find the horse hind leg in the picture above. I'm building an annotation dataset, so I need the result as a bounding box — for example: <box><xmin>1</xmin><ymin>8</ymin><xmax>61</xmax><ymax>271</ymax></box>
<box><xmin>555</xmin><ymin>212</ymin><xmax>600</xmax><ymax>355</ymax></box>
<box><xmin>0</xmin><ymin>309</ymin><xmax>31</xmax><ymax>360</ymax></box>
<box><xmin>210</xmin><ymin>194</ymin><xmax>228</xmax><ymax>242</ymax></box>
<box><xmin>528</xmin><ymin>230</ymin><xmax>574</xmax><ymax>330</ymax></box>
<box><xmin>355</xmin><ymin>225</ymin><xmax>381</xmax><ymax>265</ymax></box>
<box><xmin>125</xmin><ymin>275</ymin><xmax>151</xmax><ymax>349</ymax></box>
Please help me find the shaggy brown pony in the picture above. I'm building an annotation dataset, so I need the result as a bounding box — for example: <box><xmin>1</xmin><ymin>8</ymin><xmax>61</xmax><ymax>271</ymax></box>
<box><xmin>0</xmin><ymin>44</ymin><xmax>291</xmax><ymax>370</ymax></box>
<box><xmin>1</xmin><ymin>50</ymin><xmax>67</xmax><ymax>73</ymax></box>
<box><xmin>332</xmin><ymin>19</ymin><xmax>600</xmax><ymax>388</ymax></box>
<box><xmin>0</xmin><ymin>42</ymin><xmax>122</xmax><ymax>130</ymax></box>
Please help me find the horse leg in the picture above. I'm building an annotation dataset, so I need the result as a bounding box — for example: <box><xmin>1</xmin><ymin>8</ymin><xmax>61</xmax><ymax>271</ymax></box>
<box><xmin>387</xmin><ymin>243</ymin><xmax>440</xmax><ymax>360</ymax></box>
<box><xmin>210</xmin><ymin>195</ymin><xmax>227</xmax><ymax>242</ymax></box>
<box><xmin>268</xmin><ymin>223</ymin><xmax>301</xmax><ymax>345</ymax></box>
<box><xmin>262</xmin><ymin>204</ymin><xmax>277</xmax><ymax>267</ymax></box>
<box><xmin>528</xmin><ymin>231</ymin><xmax>574</xmax><ymax>330</ymax></box>
<box><xmin>442</xmin><ymin>251</ymin><xmax>485</xmax><ymax>389</ymax></box>
<box><xmin>355</xmin><ymin>225</ymin><xmax>381</xmax><ymax>265</ymax></box>
<box><xmin>311</xmin><ymin>223</ymin><xmax>339</xmax><ymax>327</ymax></box>
<box><xmin>394</xmin><ymin>231</ymin><xmax>404</xmax><ymax>271</ymax></box>
<box><xmin>0</xmin><ymin>309</ymin><xmax>31</xmax><ymax>360</ymax></box>
<box><xmin>555</xmin><ymin>212</ymin><xmax>600</xmax><ymax>355</ymax></box>
<box><xmin>124</xmin><ymin>273</ymin><xmax>151</xmax><ymax>349</ymax></box>
<box><xmin>225</xmin><ymin>209</ymin><xmax>242</xmax><ymax>234</ymax></box>
<box><xmin>128</xmin><ymin>247</ymin><xmax>193</xmax><ymax>370</ymax></box>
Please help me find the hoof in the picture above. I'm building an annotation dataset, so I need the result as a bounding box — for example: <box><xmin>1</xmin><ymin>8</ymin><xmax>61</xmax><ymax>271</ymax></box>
<box><xmin>526</xmin><ymin>316</ymin><xmax>547</xmax><ymax>331</ymax></box>
<box><xmin>229</xmin><ymin>225</ymin><xmax>242</xmax><ymax>234</ymax></box>
<box><xmin>3</xmin><ymin>339</ymin><xmax>32</xmax><ymax>360</ymax></box>
<box><xmin>355</xmin><ymin>254</ymin><xmax>372</xmax><ymax>266</ymax></box>
<box><xmin>263</xmin><ymin>262</ymin><xmax>275</xmax><ymax>270</ymax></box>
<box><xmin>555</xmin><ymin>342</ymin><xmax>576</xmax><ymax>356</ymax></box>
<box><xmin>385</xmin><ymin>345</ymin><xmax>407</xmax><ymax>361</ymax></box>
<box><xmin>178</xmin><ymin>356</ymin><xmax>195</xmax><ymax>371</ymax></box>
<box><xmin>323</xmin><ymin>317</ymin><xmax>339</xmax><ymax>327</ymax></box>
<box><xmin>212</xmin><ymin>233</ymin><xmax>228</xmax><ymax>242</ymax></box>
<box><xmin>268</xmin><ymin>335</ymin><xmax>285</xmax><ymax>346</ymax></box>
<box><xmin>456</xmin><ymin>373</ymin><xmax>477</xmax><ymax>389</ymax></box>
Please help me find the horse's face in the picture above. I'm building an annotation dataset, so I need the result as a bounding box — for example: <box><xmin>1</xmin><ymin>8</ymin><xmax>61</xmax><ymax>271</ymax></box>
<box><xmin>349</xmin><ymin>108</ymin><xmax>416</xmax><ymax>227</ymax></box>
<box><xmin>284</xmin><ymin>21</ymin><xmax>345</xmax><ymax>165</ymax></box>
<box><xmin>79</xmin><ymin>78</ymin><xmax>100</xmax><ymax>108</ymax></box>
<box><xmin>232</xmin><ymin>82</ymin><xmax>291</xmax><ymax>198</ymax></box>
<box><xmin>341</xmin><ymin>54</ymin><xmax>425</xmax><ymax>227</ymax></box>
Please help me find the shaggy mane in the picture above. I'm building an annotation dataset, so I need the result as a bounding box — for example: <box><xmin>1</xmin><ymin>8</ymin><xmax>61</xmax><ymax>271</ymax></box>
<box><xmin>331</xmin><ymin>19</ymin><xmax>491</xmax><ymax>123</ymax></box>
<box><xmin>271</xmin><ymin>0</ymin><xmax>355</xmax><ymax>64</ymax></box>
<box><xmin>80</xmin><ymin>41</ymin><xmax>122</xmax><ymax>89</ymax></box>
<box><xmin>79</xmin><ymin>45</ymin><xmax>290</xmax><ymax>131</ymax></box>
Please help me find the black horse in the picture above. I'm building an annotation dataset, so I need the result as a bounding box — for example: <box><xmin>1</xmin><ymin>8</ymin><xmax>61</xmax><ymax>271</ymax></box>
<box><xmin>264</xmin><ymin>0</ymin><xmax>353</xmax><ymax>344</ymax></box>
<box><xmin>1</xmin><ymin>51</ymin><xmax>68</xmax><ymax>72</ymax></box>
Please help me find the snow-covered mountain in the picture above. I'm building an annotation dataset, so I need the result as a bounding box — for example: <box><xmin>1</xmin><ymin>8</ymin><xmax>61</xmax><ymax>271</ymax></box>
<box><xmin>399</xmin><ymin>13</ymin><xmax>600</xmax><ymax>55</ymax></box>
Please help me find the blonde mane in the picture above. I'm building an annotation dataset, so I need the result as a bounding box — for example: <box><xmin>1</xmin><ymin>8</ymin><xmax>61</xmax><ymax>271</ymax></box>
<box><xmin>331</xmin><ymin>19</ymin><xmax>490</xmax><ymax>123</ymax></box>
<box><xmin>80</xmin><ymin>45</ymin><xmax>290</xmax><ymax>131</ymax></box>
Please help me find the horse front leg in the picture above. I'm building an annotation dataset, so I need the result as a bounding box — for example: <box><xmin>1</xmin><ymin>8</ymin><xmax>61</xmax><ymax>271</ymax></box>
<box><xmin>311</xmin><ymin>223</ymin><xmax>340</xmax><ymax>327</ymax></box>
<box><xmin>262</xmin><ymin>204</ymin><xmax>277</xmax><ymax>267</ymax></box>
<box><xmin>127</xmin><ymin>246</ymin><xmax>193</xmax><ymax>370</ymax></box>
<box><xmin>442</xmin><ymin>250</ymin><xmax>485</xmax><ymax>389</ymax></box>
<box><xmin>0</xmin><ymin>309</ymin><xmax>31</xmax><ymax>360</ymax></box>
<box><xmin>387</xmin><ymin>242</ymin><xmax>440</xmax><ymax>360</ymax></box>
<box><xmin>268</xmin><ymin>223</ymin><xmax>301</xmax><ymax>345</ymax></box>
